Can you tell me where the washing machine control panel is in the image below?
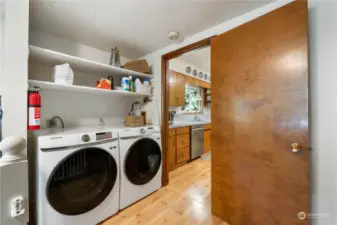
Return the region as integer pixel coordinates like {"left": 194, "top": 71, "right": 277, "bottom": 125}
{"left": 140, "top": 128, "right": 146, "bottom": 134}
{"left": 81, "top": 134, "right": 90, "bottom": 142}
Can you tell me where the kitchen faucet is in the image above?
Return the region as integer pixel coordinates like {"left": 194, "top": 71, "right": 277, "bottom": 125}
{"left": 193, "top": 114, "right": 201, "bottom": 121}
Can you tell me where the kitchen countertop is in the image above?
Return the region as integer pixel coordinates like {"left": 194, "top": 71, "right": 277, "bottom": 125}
{"left": 169, "top": 121, "right": 211, "bottom": 128}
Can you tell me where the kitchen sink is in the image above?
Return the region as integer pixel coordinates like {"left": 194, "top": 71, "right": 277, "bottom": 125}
{"left": 170, "top": 120, "right": 210, "bottom": 127}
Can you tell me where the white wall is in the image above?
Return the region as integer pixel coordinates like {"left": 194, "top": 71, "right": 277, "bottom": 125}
{"left": 309, "top": 1, "right": 337, "bottom": 224}
{"left": 169, "top": 58, "right": 210, "bottom": 83}
{"left": 0, "top": 0, "right": 3, "bottom": 83}
{"left": 142, "top": 0, "right": 294, "bottom": 125}
{"left": 0, "top": 0, "right": 4, "bottom": 140}
{"left": 1, "top": 0, "right": 29, "bottom": 141}
{"left": 28, "top": 30, "right": 151, "bottom": 128}
{"left": 30, "top": 30, "right": 130, "bottom": 66}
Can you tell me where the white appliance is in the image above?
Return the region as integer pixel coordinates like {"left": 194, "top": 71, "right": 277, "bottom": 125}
{"left": 0, "top": 137, "right": 29, "bottom": 225}
{"left": 118, "top": 126, "right": 162, "bottom": 209}
{"left": 30, "top": 127, "right": 121, "bottom": 225}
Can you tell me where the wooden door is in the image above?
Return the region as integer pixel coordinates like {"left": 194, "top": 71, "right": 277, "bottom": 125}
{"left": 167, "top": 135, "right": 176, "bottom": 172}
{"left": 204, "top": 130, "right": 211, "bottom": 153}
{"left": 211, "top": 1, "right": 309, "bottom": 225}
{"left": 168, "top": 70, "right": 177, "bottom": 106}
{"left": 175, "top": 73, "right": 185, "bottom": 106}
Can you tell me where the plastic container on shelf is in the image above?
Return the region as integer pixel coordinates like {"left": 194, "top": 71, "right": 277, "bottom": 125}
{"left": 143, "top": 78, "right": 150, "bottom": 85}
{"left": 52, "top": 63, "right": 74, "bottom": 85}
{"left": 135, "top": 82, "right": 152, "bottom": 94}
{"left": 121, "top": 77, "right": 129, "bottom": 91}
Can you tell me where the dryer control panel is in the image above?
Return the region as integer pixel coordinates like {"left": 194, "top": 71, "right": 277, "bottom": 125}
{"left": 96, "top": 132, "right": 112, "bottom": 141}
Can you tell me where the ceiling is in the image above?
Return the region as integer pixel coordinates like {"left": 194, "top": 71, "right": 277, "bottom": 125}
{"left": 29, "top": 0, "right": 274, "bottom": 59}
{"left": 178, "top": 46, "right": 210, "bottom": 72}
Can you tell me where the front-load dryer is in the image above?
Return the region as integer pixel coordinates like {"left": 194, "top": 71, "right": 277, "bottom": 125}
{"left": 31, "top": 127, "right": 120, "bottom": 225}
{"left": 118, "top": 126, "right": 162, "bottom": 209}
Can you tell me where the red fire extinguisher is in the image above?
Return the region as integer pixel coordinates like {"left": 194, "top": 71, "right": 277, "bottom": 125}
{"left": 28, "top": 87, "right": 41, "bottom": 130}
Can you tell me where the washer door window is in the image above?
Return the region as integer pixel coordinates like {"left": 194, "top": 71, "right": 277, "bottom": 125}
{"left": 125, "top": 138, "right": 161, "bottom": 185}
{"left": 47, "top": 147, "right": 117, "bottom": 215}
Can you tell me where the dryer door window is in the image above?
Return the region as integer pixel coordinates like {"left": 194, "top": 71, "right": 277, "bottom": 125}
{"left": 46, "top": 147, "right": 117, "bottom": 215}
{"left": 124, "top": 138, "right": 162, "bottom": 185}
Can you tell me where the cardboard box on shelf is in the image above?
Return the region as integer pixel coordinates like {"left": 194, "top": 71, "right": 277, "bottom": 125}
{"left": 122, "top": 59, "right": 150, "bottom": 74}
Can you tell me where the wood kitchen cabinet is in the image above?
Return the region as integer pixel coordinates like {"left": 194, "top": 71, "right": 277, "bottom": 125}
{"left": 176, "top": 127, "right": 190, "bottom": 135}
{"left": 175, "top": 73, "right": 185, "bottom": 106}
{"left": 176, "top": 147, "right": 190, "bottom": 164}
{"left": 167, "top": 135, "right": 176, "bottom": 172}
{"left": 185, "top": 74, "right": 211, "bottom": 89}
{"left": 176, "top": 133, "right": 190, "bottom": 149}
{"left": 169, "top": 70, "right": 177, "bottom": 106}
{"left": 169, "top": 70, "right": 185, "bottom": 106}
{"left": 204, "top": 130, "right": 211, "bottom": 153}
{"left": 204, "top": 123, "right": 211, "bottom": 153}
{"left": 167, "top": 126, "right": 191, "bottom": 172}
{"left": 169, "top": 70, "right": 210, "bottom": 107}
{"left": 201, "top": 81, "right": 211, "bottom": 89}
{"left": 185, "top": 76, "right": 197, "bottom": 86}
{"left": 204, "top": 123, "right": 211, "bottom": 130}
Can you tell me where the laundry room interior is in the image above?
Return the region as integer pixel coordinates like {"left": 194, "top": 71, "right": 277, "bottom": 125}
{"left": 1, "top": 0, "right": 326, "bottom": 225}
{"left": 25, "top": 1, "right": 213, "bottom": 224}
{"left": 27, "top": 27, "right": 164, "bottom": 225}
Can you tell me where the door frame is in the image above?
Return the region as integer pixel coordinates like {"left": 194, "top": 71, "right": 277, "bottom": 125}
{"left": 161, "top": 37, "right": 213, "bottom": 186}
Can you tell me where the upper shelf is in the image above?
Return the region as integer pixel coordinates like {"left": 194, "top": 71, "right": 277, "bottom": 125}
{"left": 29, "top": 45, "right": 153, "bottom": 79}
{"left": 28, "top": 80, "right": 152, "bottom": 97}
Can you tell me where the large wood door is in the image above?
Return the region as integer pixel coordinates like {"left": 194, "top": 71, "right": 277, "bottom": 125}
{"left": 211, "top": 1, "right": 309, "bottom": 225}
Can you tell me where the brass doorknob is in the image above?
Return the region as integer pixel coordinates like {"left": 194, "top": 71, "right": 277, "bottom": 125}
{"left": 291, "top": 143, "right": 301, "bottom": 153}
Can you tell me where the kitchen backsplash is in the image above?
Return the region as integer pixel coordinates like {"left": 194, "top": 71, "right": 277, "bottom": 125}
{"left": 169, "top": 106, "right": 211, "bottom": 122}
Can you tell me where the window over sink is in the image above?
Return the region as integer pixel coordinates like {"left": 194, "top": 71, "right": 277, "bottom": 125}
{"left": 183, "top": 84, "right": 202, "bottom": 113}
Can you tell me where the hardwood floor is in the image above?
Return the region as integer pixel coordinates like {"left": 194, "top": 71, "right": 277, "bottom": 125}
{"left": 101, "top": 158, "right": 228, "bottom": 225}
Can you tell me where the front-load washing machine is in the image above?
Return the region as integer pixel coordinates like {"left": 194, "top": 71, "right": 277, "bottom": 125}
{"left": 30, "top": 127, "right": 120, "bottom": 225}
{"left": 118, "top": 126, "right": 162, "bottom": 209}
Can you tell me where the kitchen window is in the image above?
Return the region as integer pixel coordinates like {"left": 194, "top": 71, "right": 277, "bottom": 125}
{"left": 183, "top": 84, "right": 202, "bottom": 113}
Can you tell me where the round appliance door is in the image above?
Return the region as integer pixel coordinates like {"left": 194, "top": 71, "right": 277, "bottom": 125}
{"left": 124, "top": 138, "right": 162, "bottom": 185}
{"left": 46, "top": 147, "right": 117, "bottom": 215}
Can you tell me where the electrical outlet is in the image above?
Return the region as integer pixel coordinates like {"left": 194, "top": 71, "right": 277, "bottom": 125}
{"left": 11, "top": 196, "right": 25, "bottom": 217}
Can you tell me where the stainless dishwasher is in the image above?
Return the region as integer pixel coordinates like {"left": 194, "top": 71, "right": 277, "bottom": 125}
{"left": 191, "top": 125, "right": 204, "bottom": 159}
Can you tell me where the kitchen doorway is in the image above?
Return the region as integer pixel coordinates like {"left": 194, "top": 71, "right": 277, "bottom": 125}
{"left": 167, "top": 46, "right": 211, "bottom": 173}
{"left": 161, "top": 37, "right": 212, "bottom": 186}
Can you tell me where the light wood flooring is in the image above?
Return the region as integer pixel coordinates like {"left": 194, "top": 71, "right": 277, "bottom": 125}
{"left": 101, "top": 158, "right": 228, "bottom": 225}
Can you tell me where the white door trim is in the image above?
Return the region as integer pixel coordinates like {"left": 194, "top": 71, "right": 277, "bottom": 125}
{"left": 1, "top": 0, "right": 29, "bottom": 142}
